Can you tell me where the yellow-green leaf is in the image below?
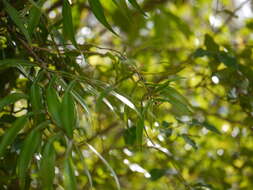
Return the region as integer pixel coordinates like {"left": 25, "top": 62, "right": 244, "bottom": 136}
{"left": 0, "top": 93, "right": 28, "bottom": 111}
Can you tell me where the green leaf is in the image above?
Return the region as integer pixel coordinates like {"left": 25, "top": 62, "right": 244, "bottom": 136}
{"left": 40, "top": 136, "right": 57, "bottom": 190}
{"left": 62, "top": 0, "right": 77, "bottom": 46}
{"left": 30, "top": 83, "right": 44, "bottom": 123}
{"left": 128, "top": 0, "right": 147, "bottom": 16}
{"left": 192, "top": 119, "right": 221, "bottom": 134}
{"left": 202, "top": 122, "right": 221, "bottom": 134}
{"left": 0, "top": 59, "right": 35, "bottom": 68}
{"left": 46, "top": 86, "right": 61, "bottom": 126}
{"left": 123, "top": 126, "right": 137, "bottom": 145}
{"left": 61, "top": 83, "right": 77, "bottom": 138}
{"left": 136, "top": 118, "right": 144, "bottom": 146}
{"left": 17, "top": 121, "right": 47, "bottom": 189}
{"left": 3, "top": 0, "right": 31, "bottom": 43}
{"left": 86, "top": 143, "right": 121, "bottom": 190}
{"left": 27, "top": 0, "right": 45, "bottom": 35}
{"left": 182, "top": 134, "right": 197, "bottom": 150}
{"left": 204, "top": 34, "right": 219, "bottom": 53}
{"left": 64, "top": 158, "right": 77, "bottom": 190}
{"left": 0, "top": 93, "right": 28, "bottom": 111}
{"left": 88, "top": 0, "right": 118, "bottom": 35}
{"left": 149, "top": 168, "right": 167, "bottom": 181}
{"left": 0, "top": 115, "right": 29, "bottom": 158}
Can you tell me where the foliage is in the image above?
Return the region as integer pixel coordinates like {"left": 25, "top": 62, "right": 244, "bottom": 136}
{"left": 0, "top": 0, "right": 253, "bottom": 189}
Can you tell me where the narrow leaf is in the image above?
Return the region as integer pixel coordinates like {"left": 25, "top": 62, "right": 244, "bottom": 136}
{"left": 86, "top": 143, "right": 121, "bottom": 190}
{"left": 30, "top": 83, "right": 44, "bottom": 123}
{"left": 40, "top": 136, "right": 57, "bottom": 190}
{"left": 17, "top": 129, "right": 42, "bottom": 189}
{"left": 128, "top": 0, "right": 147, "bottom": 16}
{"left": 61, "top": 83, "right": 77, "bottom": 138}
{"left": 64, "top": 158, "right": 77, "bottom": 190}
{"left": 0, "top": 115, "right": 28, "bottom": 157}
{"left": 3, "top": 0, "right": 31, "bottom": 43}
{"left": 0, "top": 93, "right": 28, "bottom": 111}
{"left": 46, "top": 87, "right": 61, "bottom": 126}
{"left": 62, "top": 0, "right": 77, "bottom": 46}
{"left": 28, "top": 0, "right": 45, "bottom": 35}
{"left": 136, "top": 118, "right": 144, "bottom": 146}
{"left": 88, "top": 0, "right": 118, "bottom": 35}
{"left": 0, "top": 59, "right": 35, "bottom": 68}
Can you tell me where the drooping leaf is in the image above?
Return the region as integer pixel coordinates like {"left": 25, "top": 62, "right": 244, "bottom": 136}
{"left": 86, "top": 143, "right": 121, "bottom": 190}
{"left": 0, "top": 115, "right": 29, "bottom": 158}
{"left": 62, "top": 0, "right": 77, "bottom": 46}
{"left": 17, "top": 121, "right": 46, "bottom": 189}
{"left": 30, "top": 83, "right": 44, "bottom": 123}
{"left": 61, "top": 82, "right": 77, "bottom": 138}
{"left": 88, "top": 0, "right": 117, "bottom": 35}
{"left": 40, "top": 136, "right": 57, "bottom": 190}
{"left": 0, "top": 93, "right": 28, "bottom": 111}
{"left": 128, "top": 0, "right": 147, "bottom": 16}
{"left": 3, "top": 0, "right": 31, "bottom": 43}
{"left": 46, "top": 86, "right": 61, "bottom": 126}
{"left": 64, "top": 158, "right": 77, "bottom": 190}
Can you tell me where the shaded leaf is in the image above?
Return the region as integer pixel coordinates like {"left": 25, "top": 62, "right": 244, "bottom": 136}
{"left": 0, "top": 115, "right": 29, "bottom": 158}
{"left": 17, "top": 126, "right": 43, "bottom": 189}
{"left": 28, "top": 0, "right": 45, "bottom": 35}
{"left": 46, "top": 86, "right": 61, "bottom": 126}
{"left": 149, "top": 168, "right": 167, "bottom": 181}
{"left": 0, "top": 59, "right": 35, "bottom": 68}
{"left": 123, "top": 126, "right": 137, "bottom": 145}
{"left": 3, "top": 0, "right": 31, "bottom": 43}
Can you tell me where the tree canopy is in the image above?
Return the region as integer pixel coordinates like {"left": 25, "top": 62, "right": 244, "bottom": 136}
{"left": 0, "top": 0, "right": 253, "bottom": 189}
